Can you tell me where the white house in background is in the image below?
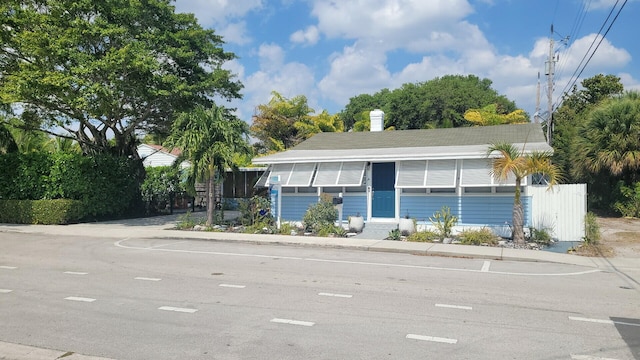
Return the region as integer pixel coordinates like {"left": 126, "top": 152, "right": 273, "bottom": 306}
{"left": 252, "top": 110, "right": 586, "bottom": 241}
{"left": 136, "top": 144, "right": 190, "bottom": 169}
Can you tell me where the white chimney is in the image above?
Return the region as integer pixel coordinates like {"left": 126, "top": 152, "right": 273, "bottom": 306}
{"left": 370, "top": 109, "right": 384, "bottom": 132}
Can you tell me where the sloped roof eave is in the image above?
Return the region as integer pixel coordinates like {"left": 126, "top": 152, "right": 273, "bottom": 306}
{"left": 252, "top": 142, "right": 552, "bottom": 165}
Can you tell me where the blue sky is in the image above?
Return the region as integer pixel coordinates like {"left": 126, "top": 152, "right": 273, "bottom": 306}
{"left": 173, "top": 0, "right": 640, "bottom": 123}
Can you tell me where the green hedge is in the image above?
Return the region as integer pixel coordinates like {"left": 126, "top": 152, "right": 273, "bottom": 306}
{"left": 0, "top": 152, "right": 143, "bottom": 221}
{"left": 0, "top": 199, "right": 84, "bottom": 224}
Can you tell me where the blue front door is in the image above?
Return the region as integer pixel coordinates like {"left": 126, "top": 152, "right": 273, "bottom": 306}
{"left": 372, "top": 162, "right": 395, "bottom": 218}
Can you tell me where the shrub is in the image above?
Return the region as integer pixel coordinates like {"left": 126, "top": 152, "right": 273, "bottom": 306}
{"left": 584, "top": 212, "right": 601, "bottom": 245}
{"left": 302, "top": 199, "right": 337, "bottom": 233}
{"left": 0, "top": 199, "right": 83, "bottom": 224}
{"left": 528, "top": 227, "right": 553, "bottom": 245}
{"left": 613, "top": 181, "right": 640, "bottom": 218}
{"left": 387, "top": 228, "right": 401, "bottom": 241}
{"left": 238, "top": 195, "right": 273, "bottom": 226}
{"left": 458, "top": 228, "right": 499, "bottom": 246}
{"left": 174, "top": 212, "right": 206, "bottom": 230}
{"left": 141, "top": 166, "right": 183, "bottom": 215}
{"left": 429, "top": 206, "right": 458, "bottom": 238}
{"left": 407, "top": 230, "right": 439, "bottom": 242}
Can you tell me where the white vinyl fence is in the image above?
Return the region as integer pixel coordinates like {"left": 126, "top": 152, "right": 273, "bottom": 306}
{"left": 528, "top": 184, "right": 587, "bottom": 241}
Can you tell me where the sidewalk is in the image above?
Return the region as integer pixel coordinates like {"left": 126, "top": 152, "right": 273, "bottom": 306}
{"left": 1, "top": 213, "right": 637, "bottom": 271}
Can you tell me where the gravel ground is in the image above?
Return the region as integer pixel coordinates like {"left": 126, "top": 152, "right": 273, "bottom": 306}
{"left": 594, "top": 216, "right": 640, "bottom": 258}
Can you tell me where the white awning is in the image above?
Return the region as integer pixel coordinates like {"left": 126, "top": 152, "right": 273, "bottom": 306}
{"left": 461, "top": 159, "right": 524, "bottom": 186}
{"left": 396, "top": 160, "right": 457, "bottom": 188}
{"left": 265, "top": 163, "right": 316, "bottom": 187}
{"left": 313, "top": 162, "right": 366, "bottom": 187}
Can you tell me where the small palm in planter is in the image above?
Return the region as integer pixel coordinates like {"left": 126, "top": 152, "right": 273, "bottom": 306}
{"left": 348, "top": 213, "right": 365, "bottom": 233}
{"left": 398, "top": 212, "right": 416, "bottom": 236}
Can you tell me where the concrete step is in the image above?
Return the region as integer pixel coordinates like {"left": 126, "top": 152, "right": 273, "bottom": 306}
{"left": 353, "top": 222, "right": 398, "bottom": 240}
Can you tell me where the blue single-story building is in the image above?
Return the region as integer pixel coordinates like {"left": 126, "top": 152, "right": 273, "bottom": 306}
{"left": 252, "top": 110, "right": 557, "bottom": 234}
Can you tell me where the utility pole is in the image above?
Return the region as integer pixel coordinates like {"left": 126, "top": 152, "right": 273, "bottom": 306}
{"left": 535, "top": 72, "right": 541, "bottom": 124}
{"left": 545, "top": 24, "right": 555, "bottom": 145}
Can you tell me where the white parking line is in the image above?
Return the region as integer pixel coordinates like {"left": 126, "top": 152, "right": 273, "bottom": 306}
{"left": 569, "top": 316, "right": 640, "bottom": 327}
{"left": 406, "top": 334, "right": 457, "bottom": 344}
{"left": 571, "top": 354, "right": 621, "bottom": 360}
{"left": 115, "top": 239, "right": 603, "bottom": 277}
{"left": 318, "top": 292, "right": 352, "bottom": 298}
{"left": 0, "top": 266, "right": 17, "bottom": 270}
{"left": 158, "top": 306, "right": 198, "bottom": 313}
{"left": 219, "top": 284, "right": 246, "bottom": 288}
{"left": 0, "top": 289, "right": 13, "bottom": 293}
{"left": 148, "top": 241, "right": 187, "bottom": 249}
{"left": 270, "top": 318, "right": 315, "bottom": 327}
{"left": 481, "top": 261, "right": 491, "bottom": 272}
{"left": 65, "top": 297, "right": 96, "bottom": 302}
{"left": 435, "top": 303, "right": 472, "bottom": 310}
{"left": 135, "top": 277, "right": 162, "bottom": 281}
{"left": 64, "top": 271, "right": 88, "bottom": 275}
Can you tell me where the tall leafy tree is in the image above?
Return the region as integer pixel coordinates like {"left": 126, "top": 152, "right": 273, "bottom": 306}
{"left": 165, "top": 105, "right": 250, "bottom": 226}
{"left": 340, "top": 75, "right": 521, "bottom": 131}
{"left": 251, "top": 91, "right": 342, "bottom": 154}
{"left": 487, "top": 143, "right": 562, "bottom": 245}
{"left": 0, "top": 0, "right": 242, "bottom": 157}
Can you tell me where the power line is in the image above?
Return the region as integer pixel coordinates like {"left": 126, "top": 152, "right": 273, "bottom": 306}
{"left": 555, "top": 0, "right": 628, "bottom": 109}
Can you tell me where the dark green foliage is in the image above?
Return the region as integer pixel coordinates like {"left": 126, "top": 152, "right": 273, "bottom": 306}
{"left": 339, "top": 75, "right": 520, "bottom": 131}
{"left": 141, "top": 166, "right": 183, "bottom": 214}
{"left": 0, "top": 152, "right": 141, "bottom": 221}
{"left": 0, "top": 199, "right": 83, "bottom": 224}
{"left": 0, "top": 152, "right": 52, "bottom": 200}
{"left": 302, "top": 200, "right": 338, "bottom": 233}
{"left": 613, "top": 181, "right": 640, "bottom": 218}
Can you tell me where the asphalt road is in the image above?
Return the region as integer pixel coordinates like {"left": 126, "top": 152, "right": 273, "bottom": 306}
{"left": 0, "top": 232, "right": 638, "bottom": 360}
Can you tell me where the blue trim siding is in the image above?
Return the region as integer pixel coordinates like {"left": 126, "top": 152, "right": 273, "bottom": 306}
{"left": 280, "top": 194, "right": 367, "bottom": 222}
{"left": 281, "top": 195, "right": 318, "bottom": 221}
{"left": 400, "top": 195, "right": 531, "bottom": 226}
{"left": 400, "top": 196, "right": 458, "bottom": 221}
{"left": 342, "top": 195, "right": 367, "bottom": 221}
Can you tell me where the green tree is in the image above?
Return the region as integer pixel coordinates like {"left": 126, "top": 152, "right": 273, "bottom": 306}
{"left": 251, "top": 92, "right": 342, "bottom": 154}
{"left": 0, "top": 123, "right": 17, "bottom": 154}
{"left": 165, "top": 105, "right": 251, "bottom": 226}
{"left": 0, "top": 0, "right": 242, "bottom": 157}
{"left": 340, "top": 75, "right": 521, "bottom": 131}
{"left": 487, "top": 143, "right": 562, "bottom": 245}
{"left": 575, "top": 91, "right": 640, "bottom": 184}
{"left": 553, "top": 74, "right": 624, "bottom": 184}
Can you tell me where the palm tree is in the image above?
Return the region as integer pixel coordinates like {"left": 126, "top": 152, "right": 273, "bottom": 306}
{"left": 487, "top": 143, "right": 562, "bottom": 245}
{"left": 165, "top": 105, "right": 251, "bottom": 226}
{"left": 576, "top": 91, "right": 640, "bottom": 183}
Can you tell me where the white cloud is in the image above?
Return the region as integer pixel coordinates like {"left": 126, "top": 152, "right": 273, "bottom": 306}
{"left": 310, "top": 0, "right": 476, "bottom": 52}
{"left": 558, "top": 33, "right": 631, "bottom": 72}
{"left": 257, "top": 43, "right": 285, "bottom": 72}
{"left": 290, "top": 26, "right": 320, "bottom": 46}
{"left": 318, "top": 44, "right": 392, "bottom": 104}
{"left": 172, "top": 0, "right": 263, "bottom": 44}
{"left": 218, "top": 22, "right": 252, "bottom": 45}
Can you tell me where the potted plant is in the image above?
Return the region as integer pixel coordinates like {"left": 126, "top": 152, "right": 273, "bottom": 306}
{"left": 348, "top": 212, "right": 365, "bottom": 233}
{"left": 398, "top": 212, "right": 416, "bottom": 236}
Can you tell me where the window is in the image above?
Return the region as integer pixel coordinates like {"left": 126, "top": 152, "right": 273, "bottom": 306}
{"left": 265, "top": 163, "right": 316, "bottom": 187}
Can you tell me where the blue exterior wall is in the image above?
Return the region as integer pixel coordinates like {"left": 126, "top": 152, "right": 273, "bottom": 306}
{"left": 400, "top": 195, "right": 531, "bottom": 226}
{"left": 281, "top": 195, "right": 318, "bottom": 222}
{"left": 280, "top": 194, "right": 367, "bottom": 222}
